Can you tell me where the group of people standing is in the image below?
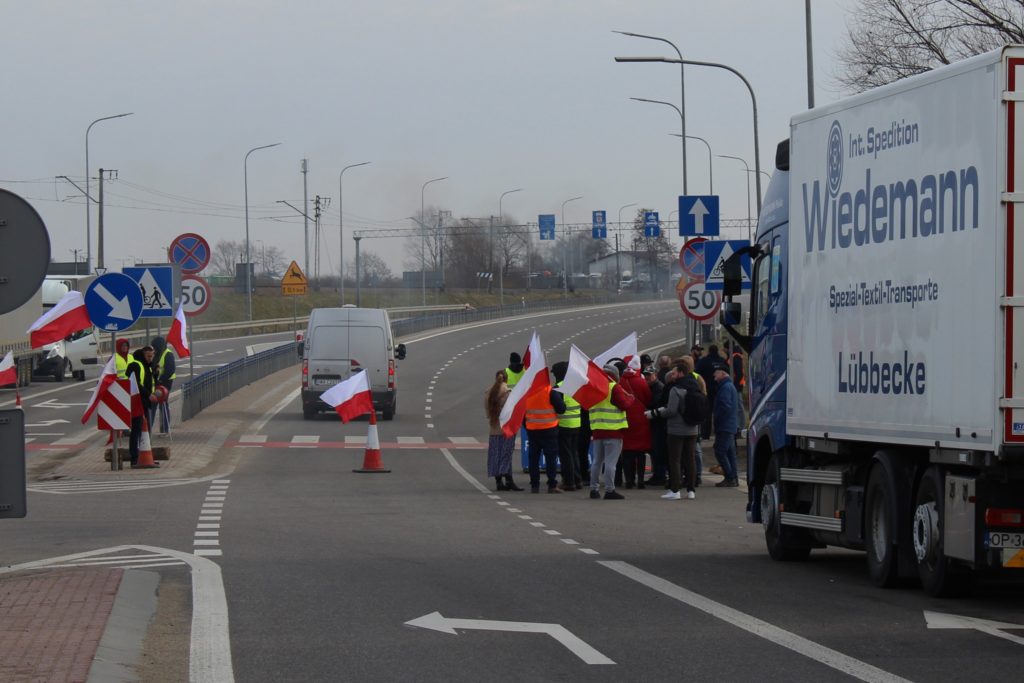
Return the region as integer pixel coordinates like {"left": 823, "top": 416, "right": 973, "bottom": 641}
{"left": 113, "top": 336, "right": 176, "bottom": 468}
{"left": 483, "top": 341, "right": 745, "bottom": 498}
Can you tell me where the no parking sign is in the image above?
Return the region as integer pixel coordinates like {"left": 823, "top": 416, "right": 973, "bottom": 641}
{"left": 168, "top": 233, "right": 211, "bottom": 274}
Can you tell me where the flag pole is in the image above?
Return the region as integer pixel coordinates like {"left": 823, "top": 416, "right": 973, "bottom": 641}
{"left": 110, "top": 331, "right": 120, "bottom": 470}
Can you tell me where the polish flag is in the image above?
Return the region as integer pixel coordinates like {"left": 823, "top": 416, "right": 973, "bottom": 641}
{"left": 320, "top": 369, "right": 374, "bottom": 423}
{"left": 0, "top": 351, "right": 16, "bottom": 387}
{"left": 559, "top": 344, "right": 611, "bottom": 410}
{"left": 81, "top": 356, "right": 118, "bottom": 423}
{"left": 167, "top": 303, "right": 190, "bottom": 358}
{"left": 128, "top": 372, "right": 143, "bottom": 417}
{"left": 499, "top": 332, "right": 550, "bottom": 437}
{"left": 593, "top": 332, "right": 641, "bottom": 371}
{"left": 27, "top": 291, "right": 91, "bottom": 348}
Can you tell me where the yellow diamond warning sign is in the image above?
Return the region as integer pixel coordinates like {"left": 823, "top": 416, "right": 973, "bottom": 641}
{"left": 281, "top": 260, "right": 307, "bottom": 296}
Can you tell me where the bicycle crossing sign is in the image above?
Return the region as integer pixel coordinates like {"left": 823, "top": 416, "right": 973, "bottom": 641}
{"left": 703, "top": 240, "right": 752, "bottom": 291}
{"left": 123, "top": 265, "right": 176, "bottom": 317}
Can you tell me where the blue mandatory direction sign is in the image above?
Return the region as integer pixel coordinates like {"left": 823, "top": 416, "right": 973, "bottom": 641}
{"left": 703, "top": 240, "right": 752, "bottom": 291}
{"left": 85, "top": 273, "right": 144, "bottom": 332}
{"left": 592, "top": 210, "right": 607, "bottom": 239}
{"left": 124, "top": 265, "right": 175, "bottom": 318}
{"left": 644, "top": 211, "right": 660, "bottom": 237}
{"left": 539, "top": 214, "right": 556, "bottom": 241}
{"left": 678, "top": 195, "right": 720, "bottom": 237}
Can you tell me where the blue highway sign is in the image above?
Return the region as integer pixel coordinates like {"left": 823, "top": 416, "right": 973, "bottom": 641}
{"left": 85, "top": 273, "right": 144, "bottom": 332}
{"left": 592, "top": 210, "right": 607, "bottom": 239}
{"left": 124, "top": 265, "right": 175, "bottom": 318}
{"left": 539, "top": 214, "right": 556, "bottom": 241}
{"left": 678, "top": 195, "right": 720, "bottom": 237}
{"left": 703, "top": 240, "right": 752, "bottom": 291}
{"left": 644, "top": 211, "right": 660, "bottom": 237}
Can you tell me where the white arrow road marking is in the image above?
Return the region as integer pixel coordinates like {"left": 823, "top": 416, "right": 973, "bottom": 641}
{"left": 405, "top": 611, "right": 614, "bottom": 665}
{"left": 689, "top": 198, "right": 709, "bottom": 234}
{"left": 95, "top": 283, "right": 135, "bottom": 320}
{"left": 33, "top": 399, "right": 89, "bottom": 409}
{"left": 26, "top": 419, "right": 71, "bottom": 427}
{"left": 924, "top": 610, "right": 1024, "bottom": 646}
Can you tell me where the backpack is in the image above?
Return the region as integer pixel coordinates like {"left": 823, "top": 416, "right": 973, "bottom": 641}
{"left": 677, "top": 378, "right": 708, "bottom": 426}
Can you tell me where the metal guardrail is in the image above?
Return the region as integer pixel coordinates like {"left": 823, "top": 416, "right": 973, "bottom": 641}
{"left": 178, "top": 293, "right": 663, "bottom": 421}
{"left": 180, "top": 341, "right": 300, "bottom": 422}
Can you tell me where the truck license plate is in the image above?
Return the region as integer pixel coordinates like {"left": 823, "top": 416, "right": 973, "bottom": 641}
{"left": 987, "top": 532, "right": 1024, "bottom": 548}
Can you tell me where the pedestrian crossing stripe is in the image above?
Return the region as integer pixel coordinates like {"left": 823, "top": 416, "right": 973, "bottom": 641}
{"left": 28, "top": 474, "right": 230, "bottom": 494}
{"left": 20, "top": 550, "right": 187, "bottom": 571}
{"left": 225, "top": 436, "right": 484, "bottom": 449}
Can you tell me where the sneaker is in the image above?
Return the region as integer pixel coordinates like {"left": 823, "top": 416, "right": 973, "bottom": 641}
{"left": 589, "top": 490, "right": 600, "bottom": 499}
{"left": 531, "top": 486, "right": 540, "bottom": 494}
{"left": 725, "top": 479, "right": 740, "bottom": 487}
{"left": 714, "top": 480, "right": 730, "bottom": 487}
{"left": 660, "top": 491, "right": 681, "bottom": 500}
{"left": 686, "top": 490, "right": 696, "bottom": 500}
{"left": 604, "top": 490, "right": 625, "bottom": 500}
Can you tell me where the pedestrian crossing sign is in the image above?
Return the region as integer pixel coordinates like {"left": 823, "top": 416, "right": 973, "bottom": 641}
{"left": 281, "top": 261, "right": 307, "bottom": 296}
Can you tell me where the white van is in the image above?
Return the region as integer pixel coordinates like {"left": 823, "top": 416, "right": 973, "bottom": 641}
{"left": 300, "top": 307, "right": 406, "bottom": 420}
{"left": 35, "top": 278, "right": 101, "bottom": 381}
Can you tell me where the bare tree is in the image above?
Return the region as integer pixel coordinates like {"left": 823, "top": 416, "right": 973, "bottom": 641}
{"left": 211, "top": 239, "right": 243, "bottom": 275}
{"left": 630, "top": 208, "right": 675, "bottom": 292}
{"left": 348, "top": 250, "right": 394, "bottom": 285}
{"left": 838, "top": 0, "right": 1024, "bottom": 92}
{"left": 403, "top": 206, "right": 450, "bottom": 274}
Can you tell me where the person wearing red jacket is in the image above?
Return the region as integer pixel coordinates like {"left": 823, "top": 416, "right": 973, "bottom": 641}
{"left": 616, "top": 361, "right": 652, "bottom": 489}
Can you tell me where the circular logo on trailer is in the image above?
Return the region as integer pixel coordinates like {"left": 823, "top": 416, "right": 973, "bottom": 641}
{"left": 827, "top": 120, "right": 843, "bottom": 198}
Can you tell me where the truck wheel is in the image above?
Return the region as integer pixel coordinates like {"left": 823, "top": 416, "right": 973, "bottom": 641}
{"left": 913, "top": 467, "right": 973, "bottom": 597}
{"left": 302, "top": 404, "right": 316, "bottom": 420}
{"left": 761, "top": 454, "right": 811, "bottom": 561}
{"left": 382, "top": 400, "right": 395, "bottom": 421}
{"left": 54, "top": 360, "right": 68, "bottom": 382}
{"left": 865, "top": 466, "right": 899, "bottom": 587}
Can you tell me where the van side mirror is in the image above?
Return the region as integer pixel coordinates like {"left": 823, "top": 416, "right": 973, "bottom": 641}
{"left": 721, "top": 301, "right": 742, "bottom": 327}
{"left": 395, "top": 343, "right": 407, "bottom": 360}
{"left": 722, "top": 254, "right": 743, "bottom": 297}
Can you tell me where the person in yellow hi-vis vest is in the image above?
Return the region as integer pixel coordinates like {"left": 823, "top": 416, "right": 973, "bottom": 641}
{"left": 151, "top": 336, "right": 176, "bottom": 435}
{"left": 114, "top": 338, "right": 132, "bottom": 379}
{"left": 589, "top": 363, "right": 634, "bottom": 500}
{"left": 506, "top": 352, "right": 530, "bottom": 472}
{"left": 551, "top": 361, "right": 582, "bottom": 491}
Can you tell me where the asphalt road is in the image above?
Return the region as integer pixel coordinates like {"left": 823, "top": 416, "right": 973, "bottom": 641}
{"left": 4, "top": 301, "right": 1024, "bottom": 682}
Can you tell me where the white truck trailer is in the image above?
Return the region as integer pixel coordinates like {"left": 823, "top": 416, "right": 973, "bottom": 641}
{"left": 721, "top": 46, "right": 1024, "bottom": 595}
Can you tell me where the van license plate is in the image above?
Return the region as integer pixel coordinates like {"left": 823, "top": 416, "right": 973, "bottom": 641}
{"left": 988, "top": 532, "right": 1024, "bottom": 548}
{"left": 314, "top": 378, "right": 338, "bottom": 387}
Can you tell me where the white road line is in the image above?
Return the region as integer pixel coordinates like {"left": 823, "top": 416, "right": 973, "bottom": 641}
{"left": 530, "top": 522, "right": 546, "bottom": 528}
{"left": 518, "top": 515, "right": 532, "bottom": 520}
{"left": 448, "top": 436, "right": 479, "bottom": 444}
{"left": 599, "top": 561, "right": 911, "bottom": 683}
{"left": 290, "top": 435, "right": 319, "bottom": 447}
{"left": 345, "top": 435, "right": 367, "bottom": 444}
{"left": 194, "top": 549, "right": 222, "bottom": 557}
{"left": 251, "top": 387, "right": 301, "bottom": 433}
{"left": 560, "top": 539, "right": 580, "bottom": 545}
{"left": 213, "top": 479, "right": 231, "bottom": 484}
{"left": 193, "top": 539, "right": 220, "bottom": 546}
{"left": 199, "top": 516, "right": 221, "bottom": 522}
{"left": 543, "top": 529, "right": 561, "bottom": 536}
{"left": 579, "top": 548, "right": 600, "bottom": 555}
{"left": 195, "top": 531, "right": 219, "bottom": 537}
{"left": 198, "top": 524, "right": 220, "bottom": 529}
{"left": 397, "top": 436, "right": 425, "bottom": 444}
{"left": 440, "top": 448, "right": 491, "bottom": 494}
{"left": 239, "top": 435, "right": 267, "bottom": 444}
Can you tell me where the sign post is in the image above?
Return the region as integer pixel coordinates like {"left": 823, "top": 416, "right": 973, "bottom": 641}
{"left": 281, "top": 261, "right": 308, "bottom": 339}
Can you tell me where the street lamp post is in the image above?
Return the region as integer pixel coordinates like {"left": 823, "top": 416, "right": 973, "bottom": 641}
{"left": 613, "top": 31, "right": 687, "bottom": 194}
{"left": 561, "top": 196, "right": 583, "bottom": 298}
{"left": 497, "top": 188, "right": 523, "bottom": 307}
{"left": 616, "top": 202, "right": 637, "bottom": 289}
{"left": 85, "top": 112, "right": 133, "bottom": 272}
{"left": 670, "top": 134, "right": 713, "bottom": 194}
{"left": 339, "top": 161, "right": 370, "bottom": 305}
{"left": 718, "top": 155, "right": 752, "bottom": 242}
{"left": 244, "top": 143, "right": 281, "bottom": 321}
{"left": 630, "top": 98, "right": 685, "bottom": 193}
{"left": 420, "top": 176, "right": 448, "bottom": 307}
{"left": 617, "top": 56, "right": 762, "bottom": 213}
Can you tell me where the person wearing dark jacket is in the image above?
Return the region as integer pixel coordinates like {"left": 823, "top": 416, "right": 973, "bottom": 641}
{"left": 126, "top": 347, "right": 155, "bottom": 467}
{"left": 711, "top": 363, "right": 740, "bottom": 487}
{"left": 551, "top": 361, "right": 581, "bottom": 491}
{"left": 645, "top": 365, "right": 668, "bottom": 486}
{"left": 525, "top": 369, "right": 567, "bottom": 493}
{"left": 695, "top": 344, "right": 726, "bottom": 437}
{"left": 617, "top": 364, "right": 652, "bottom": 489}
{"left": 649, "top": 367, "right": 701, "bottom": 499}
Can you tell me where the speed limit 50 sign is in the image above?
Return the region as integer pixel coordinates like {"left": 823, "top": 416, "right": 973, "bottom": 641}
{"left": 180, "top": 275, "right": 211, "bottom": 317}
{"left": 679, "top": 280, "right": 721, "bottom": 321}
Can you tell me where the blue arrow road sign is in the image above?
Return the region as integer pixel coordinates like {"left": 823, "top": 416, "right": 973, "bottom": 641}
{"left": 703, "top": 240, "right": 752, "bottom": 291}
{"left": 592, "top": 210, "right": 607, "bottom": 239}
{"left": 124, "top": 265, "right": 175, "bottom": 318}
{"left": 85, "top": 273, "right": 144, "bottom": 332}
{"left": 644, "top": 211, "right": 660, "bottom": 237}
{"left": 539, "top": 214, "right": 556, "bottom": 241}
{"left": 678, "top": 195, "right": 720, "bottom": 237}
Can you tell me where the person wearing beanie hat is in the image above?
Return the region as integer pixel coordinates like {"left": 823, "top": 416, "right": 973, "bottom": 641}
{"left": 587, "top": 363, "right": 633, "bottom": 499}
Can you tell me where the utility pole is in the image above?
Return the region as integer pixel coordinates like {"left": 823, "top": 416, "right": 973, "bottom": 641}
{"left": 97, "top": 168, "right": 117, "bottom": 270}
{"left": 488, "top": 215, "right": 494, "bottom": 294}
{"left": 314, "top": 195, "right": 321, "bottom": 290}
{"left": 302, "top": 159, "right": 310, "bottom": 279}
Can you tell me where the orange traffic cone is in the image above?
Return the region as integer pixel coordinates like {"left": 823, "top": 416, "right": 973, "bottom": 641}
{"left": 133, "top": 416, "right": 160, "bottom": 469}
{"left": 353, "top": 411, "right": 390, "bottom": 473}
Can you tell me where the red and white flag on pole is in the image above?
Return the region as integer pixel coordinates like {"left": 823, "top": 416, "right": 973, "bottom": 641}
{"left": 560, "top": 344, "right": 611, "bottom": 410}
{"left": 167, "top": 303, "right": 190, "bottom": 358}
{"left": 498, "top": 332, "right": 550, "bottom": 437}
{"left": 27, "top": 291, "right": 92, "bottom": 348}
{"left": 593, "top": 332, "right": 641, "bottom": 371}
{"left": 81, "top": 356, "right": 119, "bottom": 424}
{"left": 320, "top": 369, "right": 374, "bottom": 423}
{"left": 0, "top": 351, "right": 16, "bottom": 387}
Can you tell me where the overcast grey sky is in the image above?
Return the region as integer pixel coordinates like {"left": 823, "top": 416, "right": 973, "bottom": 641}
{"left": 1, "top": 0, "right": 855, "bottom": 276}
